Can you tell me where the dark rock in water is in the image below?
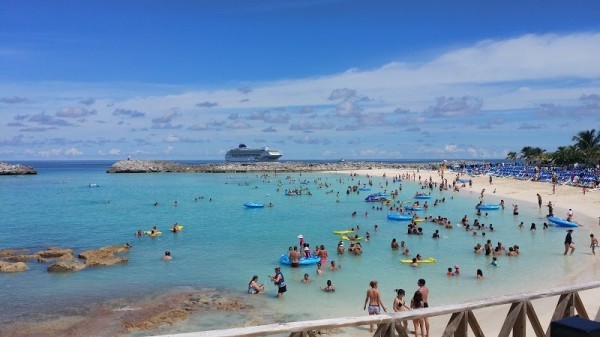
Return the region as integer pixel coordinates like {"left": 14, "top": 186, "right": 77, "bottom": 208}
{"left": 48, "top": 254, "right": 87, "bottom": 272}
{"left": 0, "top": 162, "right": 37, "bottom": 175}
{"left": 78, "top": 245, "right": 130, "bottom": 266}
{"left": 122, "top": 289, "right": 255, "bottom": 332}
{"left": 0, "top": 261, "right": 29, "bottom": 272}
{"left": 0, "top": 249, "right": 29, "bottom": 259}
{"left": 6, "top": 254, "right": 48, "bottom": 263}
{"left": 35, "top": 247, "right": 73, "bottom": 258}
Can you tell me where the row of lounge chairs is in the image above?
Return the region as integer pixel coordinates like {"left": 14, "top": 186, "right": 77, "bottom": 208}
{"left": 451, "top": 164, "right": 600, "bottom": 187}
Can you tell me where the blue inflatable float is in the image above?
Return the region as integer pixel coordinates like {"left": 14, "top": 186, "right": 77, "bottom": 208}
{"left": 414, "top": 195, "right": 432, "bottom": 200}
{"left": 476, "top": 204, "right": 500, "bottom": 210}
{"left": 387, "top": 213, "right": 413, "bottom": 221}
{"left": 279, "top": 254, "right": 321, "bottom": 265}
{"left": 547, "top": 216, "right": 578, "bottom": 228}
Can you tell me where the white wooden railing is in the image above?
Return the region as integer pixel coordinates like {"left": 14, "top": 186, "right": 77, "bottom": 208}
{"left": 152, "top": 281, "right": 600, "bottom": 337}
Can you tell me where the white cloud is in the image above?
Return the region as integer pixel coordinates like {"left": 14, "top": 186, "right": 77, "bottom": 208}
{"left": 328, "top": 88, "right": 356, "bottom": 101}
{"left": 444, "top": 144, "right": 458, "bottom": 152}
{"left": 426, "top": 96, "right": 483, "bottom": 118}
{"left": 165, "top": 134, "right": 180, "bottom": 142}
{"left": 2, "top": 32, "right": 600, "bottom": 160}
{"left": 98, "top": 148, "right": 123, "bottom": 156}
{"left": 466, "top": 147, "right": 479, "bottom": 157}
{"left": 56, "top": 107, "right": 96, "bottom": 118}
{"left": 65, "top": 147, "right": 83, "bottom": 156}
{"left": 38, "top": 148, "right": 62, "bottom": 157}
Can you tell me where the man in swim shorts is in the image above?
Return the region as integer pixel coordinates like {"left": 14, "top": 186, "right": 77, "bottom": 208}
{"left": 289, "top": 246, "right": 300, "bottom": 267}
{"left": 418, "top": 278, "right": 430, "bottom": 335}
{"left": 364, "top": 280, "right": 387, "bottom": 332}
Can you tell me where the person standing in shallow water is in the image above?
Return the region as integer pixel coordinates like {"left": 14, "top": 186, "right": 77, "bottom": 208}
{"left": 270, "top": 267, "right": 287, "bottom": 298}
{"left": 364, "top": 280, "right": 387, "bottom": 333}
{"left": 564, "top": 229, "right": 575, "bottom": 255}
{"left": 417, "top": 279, "right": 430, "bottom": 336}
{"left": 591, "top": 234, "right": 599, "bottom": 255}
{"left": 392, "top": 288, "right": 409, "bottom": 330}
{"left": 410, "top": 290, "right": 426, "bottom": 337}
{"left": 537, "top": 193, "right": 542, "bottom": 208}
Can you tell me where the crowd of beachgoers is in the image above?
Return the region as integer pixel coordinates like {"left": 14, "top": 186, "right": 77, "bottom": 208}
{"left": 2, "top": 160, "right": 599, "bottom": 336}
{"left": 453, "top": 162, "right": 600, "bottom": 188}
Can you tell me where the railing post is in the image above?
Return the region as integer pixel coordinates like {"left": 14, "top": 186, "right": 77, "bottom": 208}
{"left": 443, "top": 310, "right": 484, "bottom": 337}
{"left": 546, "top": 291, "right": 590, "bottom": 337}
{"left": 513, "top": 303, "right": 526, "bottom": 337}
{"left": 373, "top": 322, "right": 391, "bottom": 337}
{"left": 499, "top": 302, "right": 525, "bottom": 337}
{"left": 394, "top": 321, "right": 409, "bottom": 337}
{"left": 466, "top": 310, "right": 485, "bottom": 337}
{"left": 524, "top": 300, "right": 545, "bottom": 337}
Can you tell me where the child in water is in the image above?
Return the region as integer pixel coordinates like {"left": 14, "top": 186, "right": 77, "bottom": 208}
{"left": 321, "top": 279, "right": 335, "bottom": 292}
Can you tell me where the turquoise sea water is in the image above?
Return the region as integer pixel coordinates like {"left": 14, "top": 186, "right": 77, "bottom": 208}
{"left": 0, "top": 161, "right": 593, "bottom": 334}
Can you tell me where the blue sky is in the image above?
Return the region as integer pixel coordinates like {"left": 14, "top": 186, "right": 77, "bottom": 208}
{"left": 1, "top": 0, "right": 599, "bottom": 160}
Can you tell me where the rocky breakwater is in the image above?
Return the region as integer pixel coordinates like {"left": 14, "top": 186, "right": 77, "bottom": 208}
{"left": 108, "top": 159, "right": 432, "bottom": 173}
{"left": 0, "top": 162, "right": 37, "bottom": 175}
{"left": 0, "top": 244, "right": 130, "bottom": 273}
{"left": 0, "top": 288, "right": 258, "bottom": 337}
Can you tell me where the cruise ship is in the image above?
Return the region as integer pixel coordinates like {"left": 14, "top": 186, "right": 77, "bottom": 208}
{"left": 225, "top": 144, "right": 283, "bottom": 162}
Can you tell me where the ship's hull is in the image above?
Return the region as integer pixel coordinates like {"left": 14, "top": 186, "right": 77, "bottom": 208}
{"left": 225, "top": 147, "right": 282, "bottom": 162}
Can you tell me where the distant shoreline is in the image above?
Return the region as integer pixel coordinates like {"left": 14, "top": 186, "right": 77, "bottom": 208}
{"left": 0, "top": 162, "right": 37, "bottom": 175}
{"left": 105, "top": 159, "right": 436, "bottom": 173}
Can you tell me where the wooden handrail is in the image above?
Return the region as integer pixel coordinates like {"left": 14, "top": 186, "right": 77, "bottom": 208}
{"left": 151, "top": 281, "right": 600, "bottom": 337}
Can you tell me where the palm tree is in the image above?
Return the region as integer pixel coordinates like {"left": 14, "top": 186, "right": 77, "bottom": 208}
{"left": 506, "top": 151, "right": 517, "bottom": 163}
{"left": 519, "top": 146, "right": 533, "bottom": 162}
{"left": 519, "top": 146, "right": 546, "bottom": 165}
{"left": 529, "top": 147, "right": 547, "bottom": 164}
{"left": 572, "top": 129, "right": 600, "bottom": 165}
{"left": 551, "top": 146, "right": 586, "bottom": 166}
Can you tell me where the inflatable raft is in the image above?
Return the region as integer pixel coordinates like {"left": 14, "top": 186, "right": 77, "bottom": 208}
{"left": 547, "top": 216, "right": 578, "bottom": 228}
{"left": 401, "top": 257, "right": 436, "bottom": 264}
{"left": 414, "top": 195, "right": 432, "bottom": 200}
{"left": 279, "top": 254, "right": 321, "bottom": 266}
{"left": 333, "top": 230, "right": 355, "bottom": 234}
{"left": 477, "top": 204, "right": 500, "bottom": 210}
{"left": 387, "top": 213, "right": 413, "bottom": 221}
{"left": 244, "top": 202, "right": 265, "bottom": 208}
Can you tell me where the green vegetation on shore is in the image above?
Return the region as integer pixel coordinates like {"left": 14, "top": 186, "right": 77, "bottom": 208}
{"left": 506, "top": 129, "right": 599, "bottom": 166}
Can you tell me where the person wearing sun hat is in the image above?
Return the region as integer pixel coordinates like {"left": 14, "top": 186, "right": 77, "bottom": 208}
{"left": 298, "top": 234, "right": 304, "bottom": 248}
{"left": 454, "top": 264, "right": 460, "bottom": 275}
{"left": 337, "top": 240, "right": 345, "bottom": 255}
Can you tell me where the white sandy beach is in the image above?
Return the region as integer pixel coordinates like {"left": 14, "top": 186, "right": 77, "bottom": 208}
{"left": 332, "top": 168, "right": 600, "bottom": 336}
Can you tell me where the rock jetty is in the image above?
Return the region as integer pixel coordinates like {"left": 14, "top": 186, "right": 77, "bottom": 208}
{"left": 0, "top": 162, "right": 37, "bottom": 175}
{"left": 0, "top": 288, "right": 256, "bottom": 337}
{"left": 0, "top": 244, "right": 130, "bottom": 273}
{"left": 107, "top": 159, "right": 435, "bottom": 173}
